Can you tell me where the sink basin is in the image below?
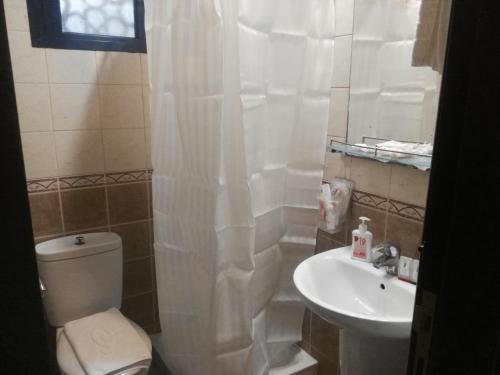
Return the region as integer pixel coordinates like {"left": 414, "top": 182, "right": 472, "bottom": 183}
{"left": 294, "top": 246, "right": 416, "bottom": 375}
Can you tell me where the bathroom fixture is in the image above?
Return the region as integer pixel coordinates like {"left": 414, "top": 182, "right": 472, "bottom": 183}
{"left": 36, "top": 233, "right": 152, "bottom": 375}
{"left": 372, "top": 243, "right": 401, "bottom": 275}
{"left": 293, "top": 246, "right": 416, "bottom": 375}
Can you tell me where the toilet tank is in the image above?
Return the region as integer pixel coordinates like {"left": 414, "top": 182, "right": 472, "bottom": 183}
{"left": 36, "top": 233, "right": 122, "bottom": 327}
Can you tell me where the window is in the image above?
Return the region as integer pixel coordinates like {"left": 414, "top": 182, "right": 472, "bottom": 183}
{"left": 27, "top": 0, "right": 146, "bottom": 53}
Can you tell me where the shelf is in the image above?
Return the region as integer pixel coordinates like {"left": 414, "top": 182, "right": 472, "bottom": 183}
{"left": 328, "top": 141, "right": 431, "bottom": 171}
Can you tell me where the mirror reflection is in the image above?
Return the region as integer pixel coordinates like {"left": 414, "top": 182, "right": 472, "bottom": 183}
{"left": 336, "top": 0, "right": 451, "bottom": 170}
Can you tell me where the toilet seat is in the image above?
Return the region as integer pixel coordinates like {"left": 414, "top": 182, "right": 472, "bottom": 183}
{"left": 56, "top": 318, "right": 152, "bottom": 375}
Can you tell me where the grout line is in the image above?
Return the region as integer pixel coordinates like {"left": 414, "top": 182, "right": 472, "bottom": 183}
{"left": 308, "top": 310, "right": 312, "bottom": 351}
{"left": 383, "top": 166, "right": 394, "bottom": 242}
{"left": 96, "top": 51, "right": 112, "bottom": 235}
{"left": 40, "top": 46, "right": 68, "bottom": 235}
{"left": 58, "top": 179, "right": 66, "bottom": 234}
{"left": 40, "top": 82, "right": 143, "bottom": 86}
{"left": 123, "top": 290, "right": 154, "bottom": 301}
{"left": 336, "top": 33, "right": 353, "bottom": 38}
{"left": 110, "top": 218, "right": 151, "bottom": 228}
{"left": 103, "top": 178, "right": 112, "bottom": 232}
{"left": 64, "top": 225, "right": 110, "bottom": 236}
{"left": 123, "top": 254, "right": 152, "bottom": 264}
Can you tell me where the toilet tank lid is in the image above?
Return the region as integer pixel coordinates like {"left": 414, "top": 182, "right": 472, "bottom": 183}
{"left": 36, "top": 232, "right": 122, "bottom": 262}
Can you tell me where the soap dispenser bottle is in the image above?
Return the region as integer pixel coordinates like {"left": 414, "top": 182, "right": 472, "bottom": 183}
{"left": 351, "top": 216, "right": 373, "bottom": 262}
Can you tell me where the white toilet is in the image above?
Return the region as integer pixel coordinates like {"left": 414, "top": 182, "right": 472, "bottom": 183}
{"left": 36, "top": 232, "right": 152, "bottom": 375}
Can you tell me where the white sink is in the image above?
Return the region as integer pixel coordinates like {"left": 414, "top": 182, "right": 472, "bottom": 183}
{"left": 294, "top": 246, "right": 416, "bottom": 375}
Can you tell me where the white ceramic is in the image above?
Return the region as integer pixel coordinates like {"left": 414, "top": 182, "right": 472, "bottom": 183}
{"left": 293, "top": 246, "right": 416, "bottom": 375}
{"left": 36, "top": 233, "right": 151, "bottom": 375}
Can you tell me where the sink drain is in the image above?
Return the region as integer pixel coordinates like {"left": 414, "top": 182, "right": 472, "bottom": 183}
{"left": 380, "top": 283, "right": 386, "bottom": 290}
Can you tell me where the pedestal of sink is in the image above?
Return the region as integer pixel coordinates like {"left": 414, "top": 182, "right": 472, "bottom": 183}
{"left": 339, "top": 330, "right": 409, "bottom": 375}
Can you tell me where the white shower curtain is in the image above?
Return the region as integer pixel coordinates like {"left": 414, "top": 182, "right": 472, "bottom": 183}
{"left": 145, "top": 1, "right": 335, "bottom": 374}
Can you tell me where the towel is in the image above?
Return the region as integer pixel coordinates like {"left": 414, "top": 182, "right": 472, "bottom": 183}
{"left": 412, "top": 0, "right": 452, "bottom": 74}
{"left": 353, "top": 141, "right": 433, "bottom": 159}
{"left": 64, "top": 308, "right": 151, "bottom": 375}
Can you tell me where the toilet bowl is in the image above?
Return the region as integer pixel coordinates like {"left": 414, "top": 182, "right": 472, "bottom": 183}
{"left": 36, "top": 233, "right": 152, "bottom": 375}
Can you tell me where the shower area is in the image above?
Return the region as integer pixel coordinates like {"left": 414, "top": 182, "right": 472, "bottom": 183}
{"left": 145, "top": 1, "right": 335, "bottom": 374}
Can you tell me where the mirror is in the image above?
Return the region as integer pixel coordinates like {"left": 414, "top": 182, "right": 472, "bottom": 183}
{"left": 334, "top": 0, "right": 450, "bottom": 170}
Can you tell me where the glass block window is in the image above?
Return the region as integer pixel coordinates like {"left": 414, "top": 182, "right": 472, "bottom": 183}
{"left": 60, "top": 0, "right": 135, "bottom": 38}
{"left": 27, "top": 0, "right": 146, "bottom": 53}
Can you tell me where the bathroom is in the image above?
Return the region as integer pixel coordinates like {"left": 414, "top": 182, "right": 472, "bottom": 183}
{"left": 1, "top": 1, "right": 499, "bottom": 375}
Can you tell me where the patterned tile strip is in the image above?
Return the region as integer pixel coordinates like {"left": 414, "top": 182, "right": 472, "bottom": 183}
{"left": 351, "top": 189, "right": 425, "bottom": 222}
{"left": 387, "top": 199, "right": 425, "bottom": 221}
{"left": 106, "top": 170, "right": 151, "bottom": 184}
{"left": 28, "top": 174, "right": 424, "bottom": 221}
{"left": 27, "top": 178, "right": 58, "bottom": 193}
{"left": 351, "top": 190, "right": 388, "bottom": 211}
{"left": 59, "top": 174, "right": 105, "bottom": 190}
{"left": 27, "top": 170, "right": 153, "bottom": 193}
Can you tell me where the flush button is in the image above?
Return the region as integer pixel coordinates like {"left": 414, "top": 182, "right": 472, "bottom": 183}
{"left": 75, "top": 236, "right": 86, "bottom": 245}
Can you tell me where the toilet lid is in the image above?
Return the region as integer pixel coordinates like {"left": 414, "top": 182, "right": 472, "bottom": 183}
{"left": 57, "top": 318, "right": 152, "bottom": 375}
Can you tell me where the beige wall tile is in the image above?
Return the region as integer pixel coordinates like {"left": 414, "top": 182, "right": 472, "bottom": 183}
{"left": 29, "top": 192, "right": 63, "bottom": 237}
{"left": 386, "top": 214, "right": 423, "bottom": 259}
{"left": 121, "top": 292, "right": 155, "bottom": 330}
{"left": 111, "top": 222, "right": 150, "bottom": 260}
{"left": 96, "top": 52, "right": 141, "bottom": 84}
{"left": 50, "top": 84, "right": 100, "bottom": 130}
{"left": 140, "top": 54, "right": 149, "bottom": 85}
{"left": 8, "top": 31, "right": 48, "bottom": 83}
{"left": 107, "top": 182, "right": 149, "bottom": 224}
{"left": 300, "top": 309, "right": 312, "bottom": 352}
{"left": 100, "top": 85, "right": 144, "bottom": 128}
{"left": 145, "top": 127, "right": 152, "bottom": 169}
{"left": 389, "top": 165, "right": 429, "bottom": 207}
{"left": 316, "top": 230, "right": 345, "bottom": 253}
{"left": 348, "top": 157, "right": 391, "bottom": 197}
{"left": 55, "top": 130, "right": 104, "bottom": 176}
{"left": 14, "top": 83, "right": 52, "bottom": 132}
{"left": 311, "top": 347, "right": 339, "bottom": 375}
{"left": 331, "top": 35, "right": 352, "bottom": 87}
{"left": 61, "top": 187, "right": 107, "bottom": 231}
{"left": 46, "top": 49, "right": 97, "bottom": 83}
{"left": 311, "top": 313, "right": 340, "bottom": 360}
{"left": 335, "top": 0, "right": 354, "bottom": 36}
{"left": 123, "top": 258, "right": 153, "bottom": 297}
{"left": 142, "top": 85, "right": 151, "bottom": 127}
{"left": 324, "top": 152, "right": 348, "bottom": 181}
{"left": 4, "top": 0, "right": 29, "bottom": 31}
{"left": 21, "top": 132, "right": 57, "bottom": 179}
{"left": 328, "top": 88, "right": 349, "bottom": 137}
{"left": 103, "top": 129, "right": 147, "bottom": 172}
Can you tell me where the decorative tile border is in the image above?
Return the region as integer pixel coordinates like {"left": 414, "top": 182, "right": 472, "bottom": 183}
{"left": 106, "top": 170, "right": 152, "bottom": 185}
{"left": 387, "top": 199, "right": 425, "bottom": 222}
{"left": 59, "top": 174, "right": 105, "bottom": 190}
{"left": 27, "top": 169, "right": 153, "bottom": 193}
{"left": 351, "top": 190, "right": 425, "bottom": 222}
{"left": 352, "top": 190, "right": 388, "bottom": 211}
{"left": 27, "top": 178, "right": 58, "bottom": 193}
{"left": 27, "top": 173, "right": 424, "bottom": 221}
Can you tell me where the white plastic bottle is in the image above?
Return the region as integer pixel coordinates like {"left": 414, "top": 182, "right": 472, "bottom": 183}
{"left": 351, "top": 217, "right": 373, "bottom": 262}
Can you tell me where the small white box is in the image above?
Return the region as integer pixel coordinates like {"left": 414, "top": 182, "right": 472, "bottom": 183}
{"left": 398, "top": 256, "right": 412, "bottom": 282}
{"left": 410, "top": 259, "right": 420, "bottom": 283}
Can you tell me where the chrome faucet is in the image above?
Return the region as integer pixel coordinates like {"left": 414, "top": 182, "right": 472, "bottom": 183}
{"left": 372, "top": 243, "right": 401, "bottom": 276}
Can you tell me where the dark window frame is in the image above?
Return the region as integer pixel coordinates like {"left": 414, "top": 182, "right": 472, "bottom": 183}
{"left": 26, "top": 0, "right": 146, "bottom": 53}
